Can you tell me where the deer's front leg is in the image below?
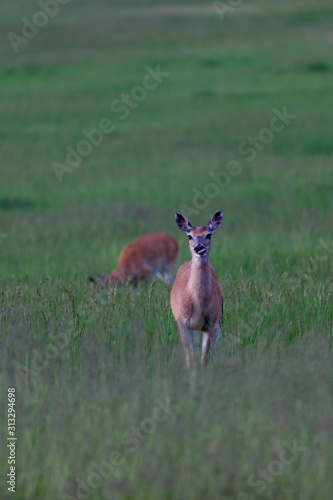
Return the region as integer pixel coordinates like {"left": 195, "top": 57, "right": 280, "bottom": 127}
{"left": 209, "top": 322, "right": 220, "bottom": 365}
{"left": 201, "top": 323, "right": 220, "bottom": 366}
{"left": 178, "top": 323, "right": 194, "bottom": 371}
{"left": 201, "top": 331, "right": 211, "bottom": 366}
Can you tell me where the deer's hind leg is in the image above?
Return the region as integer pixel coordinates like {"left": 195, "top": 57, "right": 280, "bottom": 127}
{"left": 155, "top": 264, "right": 174, "bottom": 285}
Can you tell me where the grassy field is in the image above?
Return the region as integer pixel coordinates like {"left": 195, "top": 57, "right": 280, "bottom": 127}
{"left": 0, "top": 0, "right": 332, "bottom": 499}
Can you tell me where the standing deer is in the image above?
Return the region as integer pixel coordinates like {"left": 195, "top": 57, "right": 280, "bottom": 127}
{"left": 94, "top": 233, "right": 178, "bottom": 288}
{"left": 170, "top": 210, "right": 223, "bottom": 370}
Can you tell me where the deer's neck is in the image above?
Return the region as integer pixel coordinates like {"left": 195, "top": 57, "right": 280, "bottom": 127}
{"left": 108, "top": 267, "right": 123, "bottom": 283}
{"left": 188, "top": 256, "right": 211, "bottom": 302}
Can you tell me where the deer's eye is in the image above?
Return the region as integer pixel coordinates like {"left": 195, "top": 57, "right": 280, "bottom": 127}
{"left": 206, "top": 233, "right": 212, "bottom": 240}
{"left": 187, "top": 234, "right": 193, "bottom": 240}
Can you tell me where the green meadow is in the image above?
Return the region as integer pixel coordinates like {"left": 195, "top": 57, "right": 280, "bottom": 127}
{"left": 0, "top": 0, "right": 332, "bottom": 499}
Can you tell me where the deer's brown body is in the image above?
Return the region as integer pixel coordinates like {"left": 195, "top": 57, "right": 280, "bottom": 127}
{"left": 106, "top": 232, "right": 178, "bottom": 286}
{"left": 170, "top": 211, "right": 223, "bottom": 370}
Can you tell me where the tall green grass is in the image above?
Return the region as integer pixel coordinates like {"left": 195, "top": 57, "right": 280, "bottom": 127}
{"left": 0, "top": 1, "right": 332, "bottom": 499}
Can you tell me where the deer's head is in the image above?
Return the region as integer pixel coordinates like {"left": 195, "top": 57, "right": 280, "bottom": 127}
{"left": 175, "top": 210, "right": 223, "bottom": 262}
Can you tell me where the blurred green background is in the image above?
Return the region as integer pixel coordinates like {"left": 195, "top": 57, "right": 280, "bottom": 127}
{"left": 0, "top": 1, "right": 332, "bottom": 499}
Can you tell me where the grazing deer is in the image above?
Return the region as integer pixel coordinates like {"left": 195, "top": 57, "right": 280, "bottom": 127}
{"left": 170, "top": 210, "right": 223, "bottom": 370}
{"left": 94, "top": 233, "right": 178, "bottom": 288}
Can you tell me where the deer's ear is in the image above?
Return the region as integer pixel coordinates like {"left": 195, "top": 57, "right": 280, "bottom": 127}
{"left": 208, "top": 210, "right": 223, "bottom": 231}
{"left": 175, "top": 212, "right": 192, "bottom": 232}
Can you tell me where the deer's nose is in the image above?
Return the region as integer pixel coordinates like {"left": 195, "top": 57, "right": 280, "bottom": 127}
{"left": 194, "top": 244, "right": 206, "bottom": 254}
